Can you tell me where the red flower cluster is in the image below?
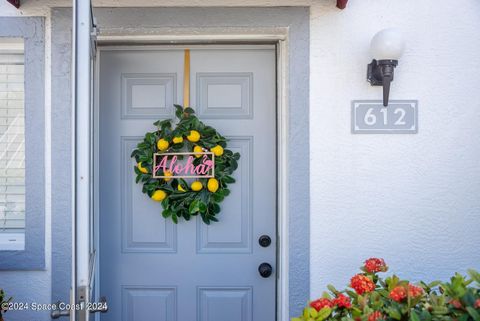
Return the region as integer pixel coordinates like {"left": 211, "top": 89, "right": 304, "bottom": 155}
{"left": 408, "top": 284, "right": 424, "bottom": 298}
{"left": 389, "top": 286, "right": 407, "bottom": 302}
{"left": 333, "top": 294, "right": 352, "bottom": 309}
{"left": 310, "top": 298, "right": 333, "bottom": 311}
{"left": 364, "top": 258, "right": 388, "bottom": 273}
{"left": 351, "top": 274, "right": 376, "bottom": 295}
{"left": 474, "top": 299, "right": 480, "bottom": 309}
{"left": 368, "top": 311, "right": 384, "bottom": 321}
{"left": 389, "top": 284, "right": 424, "bottom": 302}
{"left": 450, "top": 299, "right": 463, "bottom": 309}
{"left": 310, "top": 294, "right": 352, "bottom": 311}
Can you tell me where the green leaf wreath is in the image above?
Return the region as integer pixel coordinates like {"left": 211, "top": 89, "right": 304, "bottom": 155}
{"left": 130, "top": 105, "right": 240, "bottom": 224}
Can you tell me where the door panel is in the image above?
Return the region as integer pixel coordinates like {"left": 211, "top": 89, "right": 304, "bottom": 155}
{"left": 122, "top": 286, "right": 177, "bottom": 321}
{"left": 196, "top": 137, "right": 252, "bottom": 254}
{"left": 99, "top": 46, "right": 276, "bottom": 321}
{"left": 122, "top": 137, "right": 177, "bottom": 253}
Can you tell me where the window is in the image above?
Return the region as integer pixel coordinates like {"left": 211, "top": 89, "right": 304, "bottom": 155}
{"left": 0, "top": 17, "right": 44, "bottom": 269}
{"left": 0, "top": 38, "right": 25, "bottom": 250}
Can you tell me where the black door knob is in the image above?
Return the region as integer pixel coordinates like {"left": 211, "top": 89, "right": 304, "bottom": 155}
{"left": 258, "top": 235, "right": 272, "bottom": 247}
{"left": 258, "top": 263, "right": 273, "bottom": 278}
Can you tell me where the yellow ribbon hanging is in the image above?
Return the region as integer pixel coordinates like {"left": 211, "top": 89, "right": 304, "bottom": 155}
{"left": 183, "top": 49, "right": 190, "bottom": 108}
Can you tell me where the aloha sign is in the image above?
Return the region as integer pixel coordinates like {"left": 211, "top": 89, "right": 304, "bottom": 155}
{"left": 152, "top": 152, "right": 215, "bottom": 179}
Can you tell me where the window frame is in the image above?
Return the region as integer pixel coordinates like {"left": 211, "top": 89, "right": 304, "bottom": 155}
{"left": 0, "top": 17, "right": 45, "bottom": 270}
{"left": 0, "top": 39, "right": 25, "bottom": 248}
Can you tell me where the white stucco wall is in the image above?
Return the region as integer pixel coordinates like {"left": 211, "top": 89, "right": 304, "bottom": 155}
{"left": 309, "top": 0, "right": 480, "bottom": 296}
{"left": 1, "top": 0, "right": 480, "bottom": 318}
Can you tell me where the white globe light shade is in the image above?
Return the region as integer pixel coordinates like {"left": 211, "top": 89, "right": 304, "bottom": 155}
{"left": 370, "top": 28, "right": 405, "bottom": 60}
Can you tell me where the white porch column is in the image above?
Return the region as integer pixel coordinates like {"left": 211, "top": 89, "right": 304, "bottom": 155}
{"left": 72, "top": 0, "right": 91, "bottom": 320}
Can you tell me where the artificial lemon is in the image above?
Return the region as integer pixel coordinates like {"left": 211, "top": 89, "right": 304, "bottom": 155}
{"left": 172, "top": 136, "right": 183, "bottom": 144}
{"left": 157, "top": 138, "right": 169, "bottom": 151}
{"left": 207, "top": 178, "right": 219, "bottom": 193}
{"left": 151, "top": 190, "right": 167, "bottom": 202}
{"left": 193, "top": 145, "right": 203, "bottom": 158}
{"left": 163, "top": 170, "right": 173, "bottom": 182}
{"left": 191, "top": 181, "right": 203, "bottom": 191}
{"left": 178, "top": 184, "right": 186, "bottom": 192}
{"left": 210, "top": 145, "right": 224, "bottom": 156}
{"left": 187, "top": 130, "right": 201, "bottom": 142}
{"left": 137, "top": 162, "right": 148, "bottom": 174}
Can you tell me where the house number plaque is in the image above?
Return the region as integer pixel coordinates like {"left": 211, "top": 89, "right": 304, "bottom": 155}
{"left": 351, "top": 100, "right": 418, "bottom": 134}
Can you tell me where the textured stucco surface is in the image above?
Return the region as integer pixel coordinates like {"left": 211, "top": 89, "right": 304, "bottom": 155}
{"left": 309, "top": 0, "right": 480, "bottom": 296}
{"left": 1, "top": 0, "right": 480, "bottom": 320}
{"left": 50, "top": 8, "right": 73, "bottom": 307}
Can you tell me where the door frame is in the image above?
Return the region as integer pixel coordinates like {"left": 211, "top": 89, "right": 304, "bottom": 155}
{"left": 51, "top": 7, "right": 309, "bottom": 319}
{"left": 93, "top": 34, "right": 290, "bottom": 320}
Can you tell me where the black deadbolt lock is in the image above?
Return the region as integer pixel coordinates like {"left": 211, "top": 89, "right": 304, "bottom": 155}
{"left": 258, "top": 263, "right": 273, "bottom": 278}
{"left": 258, "top": 235, "right": 271, "bottom": 247}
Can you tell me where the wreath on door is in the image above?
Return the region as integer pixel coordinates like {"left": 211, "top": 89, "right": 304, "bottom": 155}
{"left": 131, "top": 105, "right": 240, "bottom": 224}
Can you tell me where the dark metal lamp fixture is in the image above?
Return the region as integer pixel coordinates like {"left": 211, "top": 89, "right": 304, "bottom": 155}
{"left": 367, "top": 28, "right": 405, "bottom": 106}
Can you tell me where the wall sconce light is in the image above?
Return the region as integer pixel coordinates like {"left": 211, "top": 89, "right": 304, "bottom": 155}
{"left": 367, "top": 28, "right": 405, "bottom": 106}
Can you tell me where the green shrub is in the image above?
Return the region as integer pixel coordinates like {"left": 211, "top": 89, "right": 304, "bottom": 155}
{"left": 293, "top": 258, "right": 480, "bottom": 321}
{"left": 0, "top": 289, "right": 12, "bottom": 321}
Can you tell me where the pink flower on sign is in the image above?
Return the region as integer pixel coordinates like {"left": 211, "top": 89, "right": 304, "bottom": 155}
{"left": 153, "top": 152, "right": 214, "bottom": 178}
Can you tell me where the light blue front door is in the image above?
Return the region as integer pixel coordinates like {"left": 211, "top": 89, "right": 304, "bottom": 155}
{"left": 99, "top": 45, "right": 277, "bottom": 321}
